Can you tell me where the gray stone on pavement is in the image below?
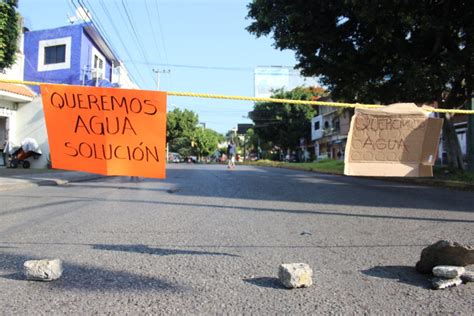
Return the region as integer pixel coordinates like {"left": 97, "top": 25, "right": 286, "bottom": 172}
{"left": 24, "top": 259, "right": 63, "bottom": 281}
{"left": 431, "top": 277, "right": 463, "bottom": 290}
{"left": 432, "top": 266, "right": 465, "bottom": 279}
{"left": 415, "top": 240, "right": 474, "bottom": 274}
{"left": 278, "top": 263, "right": 313, "bottom": 289}
{"left": 460, "top": 271, "right": 474, "bottom": 283}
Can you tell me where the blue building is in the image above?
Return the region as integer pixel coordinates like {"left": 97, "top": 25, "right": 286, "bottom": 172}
{"left": 23, "top": 23, "right": 122, "bottom": 91}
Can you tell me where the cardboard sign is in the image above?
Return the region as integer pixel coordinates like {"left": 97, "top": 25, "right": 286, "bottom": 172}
{"left": 41, "top": 84, "right": 167, "bottom": 178}
{"left": 344, "top": 103, "right": 443, "bottom": 177}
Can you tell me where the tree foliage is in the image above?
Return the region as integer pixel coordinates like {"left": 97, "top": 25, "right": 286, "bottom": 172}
{"left": 247, "top": 0, "right": 473, "bottom": 106}
{"left": 244, "top": 128, "right": 258, "bottom": 154}
{"left": 166, "top": 108, "right": 198, "bottom": 141}
{"left": 166, "top": 108, "right": 223, "bottom": 159}
{"left": 194, "top": 128, "right": 224, "bottom": 158}
{"left": 249, "top": 86, "right": 324, "bottom": 152}
{"left": 247, "top": 0, "right": 473, "bottom": 168}
{"left": 0, "top": 0, "right": 19, "bottom": 69}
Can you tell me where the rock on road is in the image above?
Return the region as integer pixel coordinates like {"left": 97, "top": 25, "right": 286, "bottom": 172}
{"left": 0, "top": 164, "right": 472, "bottom": 314}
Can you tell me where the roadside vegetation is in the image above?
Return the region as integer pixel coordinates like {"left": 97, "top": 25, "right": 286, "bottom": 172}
{"left": 246, "top": 159, "right": 344, "bottom": 174}
{"left": 245, "top": 159, "right": 474, "bottom": 185}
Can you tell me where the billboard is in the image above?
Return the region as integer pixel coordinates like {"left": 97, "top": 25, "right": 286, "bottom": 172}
{"left": 254, "top": 66, "right": 290, "bottom": 98}
{"left": 254, "top": 66, "right": 319, "bottom": 98}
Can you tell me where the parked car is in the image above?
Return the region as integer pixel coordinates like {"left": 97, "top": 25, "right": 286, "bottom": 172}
{"left": 168, "top": 152, "right": 183, "bottom": 163}
{"left": 186, "top": 156, "right": 198, "bottom": 163}
{"left": 283, "top": 154, "right": 298, "bottom": 162}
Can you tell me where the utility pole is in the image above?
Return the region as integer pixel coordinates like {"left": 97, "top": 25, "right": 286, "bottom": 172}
{"left": 153, "top": 69, "right": 170, "bottom": 161}
{"left": 468, "top": 95, "right": 474, "bottom": 171}
{"left": 152, "top": 69, "right": 170, "bottom": 90}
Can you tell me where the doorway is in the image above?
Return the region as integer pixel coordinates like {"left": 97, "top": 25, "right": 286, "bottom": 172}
{"left": 0, "top": 117, "right": 8, "bottom": 166}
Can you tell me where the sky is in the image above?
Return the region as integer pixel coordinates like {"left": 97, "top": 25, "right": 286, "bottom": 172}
{"left": 18, "top": 0, "right": 312, "bottom": 134}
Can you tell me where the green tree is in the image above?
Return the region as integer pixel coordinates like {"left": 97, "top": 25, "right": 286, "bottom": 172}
{"left": 247, "top": 0, "right": 473, "bottom": 169}
{"left": 194, "top": 128, "right": 224, "bottom": 159}
{"left": 166, "top": 108, "right": 222, "bottom": 160}
{"left": 167, "top": 108, "right": 199, "bottom": 157}
{"left": 249, "top": 86, "right": 322, "bottom": 156}
{"left": 169, "top": 136, "right": 193, "bottom": 158}
{"left": 244, "top": 128, "right": 258, "bottom": 155}
{"left": 166, "top": 108, "right": 199, "bottom": 142}
{"left": 0, "top": 0, "right": 19, "bottom": 69}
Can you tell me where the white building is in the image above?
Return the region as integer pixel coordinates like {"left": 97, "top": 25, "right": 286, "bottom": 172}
{"left": 1, "top": 23, "right": 139, "bottom": 168}
{"left": 112, "top": 62, "right": 139, "bottom": 89}
{"left": 0, "top": 31, "right": 44, "bottom": 167}
{"left": 311, "top": 103, "right": 352, "bottom": 160}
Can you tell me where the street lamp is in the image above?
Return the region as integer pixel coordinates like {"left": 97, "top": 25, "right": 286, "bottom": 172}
{"left": 152, "top": 69, "right": 170, "bottom": 90}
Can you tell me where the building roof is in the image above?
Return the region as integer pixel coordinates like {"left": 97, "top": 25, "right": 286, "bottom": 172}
{"left": 83, "top": 23, "right": 120, "bottom": 65}
{"left": 0, "top": 82, "right": 35, "bottom": 102}
{"left": 25, "top": 23, "right": 121, "bottom": 66}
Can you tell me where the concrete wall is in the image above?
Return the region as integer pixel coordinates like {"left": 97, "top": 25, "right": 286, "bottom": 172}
{"left": 311, "top": 115, "right": 323, "bottom": 141}
{"left": 13, "top": 97, "right": 49, "bottom": 168}
{"left": 339, "top": 110, "right": 351, "bottom": 134}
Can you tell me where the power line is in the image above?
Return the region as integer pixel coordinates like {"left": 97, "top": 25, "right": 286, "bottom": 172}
{"left": 74, "top": 0, "right": 147, "bottom": 87}
{"left": 153, "top": 0, "right": 169, "bottom": 65}
{"left": 120, "top": 0, "right": 156, "bottom": 87}
{"left": 124, "top": 61, "right": 254, "bottom": 72}
{"left": 120, "top": 60, "right": 315, "bottom": 78}
{"left": 96, "top": 0, "right": 144, "bottom": 86}
{"left": 144, "top": 0, "right": 163, "bottom": 62}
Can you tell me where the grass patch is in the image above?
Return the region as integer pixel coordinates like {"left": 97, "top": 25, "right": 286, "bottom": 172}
{"left": 433, "top": 166, "right": 474, "bottom": 183}
{"left": 245, "top": 159, "right": 344, "bottom": 174}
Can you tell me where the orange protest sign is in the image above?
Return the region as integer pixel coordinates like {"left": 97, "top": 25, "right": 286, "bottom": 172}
{"left": 41, "top": 84, "right": 167, "bottom": 178}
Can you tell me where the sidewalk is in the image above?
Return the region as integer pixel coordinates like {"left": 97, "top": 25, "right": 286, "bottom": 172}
{"left": 0, "top": 167, "right": 105, "bottom": 191}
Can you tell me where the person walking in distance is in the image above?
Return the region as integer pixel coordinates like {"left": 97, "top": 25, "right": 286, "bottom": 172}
{"left": 227, "top": 141, "right": 236, "bottom": 169}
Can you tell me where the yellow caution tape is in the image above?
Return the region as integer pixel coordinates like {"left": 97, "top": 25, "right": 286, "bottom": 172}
{"left": 167, "top": 91, "right": 382, "bottom": 109}
{"left": 1, "top": 78, "right": 473, "bottom": 115}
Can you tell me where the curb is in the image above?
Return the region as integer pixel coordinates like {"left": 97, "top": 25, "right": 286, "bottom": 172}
{"left": 37, "top": 174, "right": 106, "bottom": 187}
{"left": 37, "top": 179, "right": 70, "bottom": 186}
{"left": 0, "top": 173, "right": 106, "bottom": 191}
{"left": 370, "top": 176, "right": 474, "bottom": 191}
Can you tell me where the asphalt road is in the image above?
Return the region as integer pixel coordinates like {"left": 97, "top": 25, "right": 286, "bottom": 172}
{"left": 0, "top": 164, "right": 472, "bottom": 314}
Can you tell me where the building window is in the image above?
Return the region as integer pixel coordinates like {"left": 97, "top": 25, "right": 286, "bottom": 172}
{"left": 94, "top": 55, "right": 104, "bottom": 69}
{"left": 314, "top": 121, "right": 320, "bottom": 131}
{"left": 38, "top": 37, "right": 71, "bottom": 71}
{"left": 91, "top": 47, "right": 106, "bottom": 79}
{"left": 324, "top": 121, "right": 329, "bottom": 129}
{"left": 44, "top": 45, "right": 66, "bottom": 65}
{"left": 334, "top": 119, "right": 340, "bottom": 131}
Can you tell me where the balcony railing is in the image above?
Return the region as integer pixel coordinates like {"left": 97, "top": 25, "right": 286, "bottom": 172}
{"left": 323, "top": 127, "right": 340, "bottom": 136}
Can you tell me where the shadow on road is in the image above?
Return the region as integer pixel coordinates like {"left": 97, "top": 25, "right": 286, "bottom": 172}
{"left": 3, "top": 192, "right": 473, "bottom": 224}
{"left": 0, "top": 252, "right": 182, "bottom": 292}
{"left": 243, "top": 277, "right": 286, "bottom": 289}
{"left": 0, "top": 241, "right": 434, "bottom": 250}
{"left": 166, "top": 166, "right": 474, "bottom": 212}
{"left": 361, "top": 265, "right": 431, "bottom": 289}
{"left": 92, "top": 244, "right": 239, "bottom": 257}
{"left": 57, "top": 165, "right": 474, "bottom": 213}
